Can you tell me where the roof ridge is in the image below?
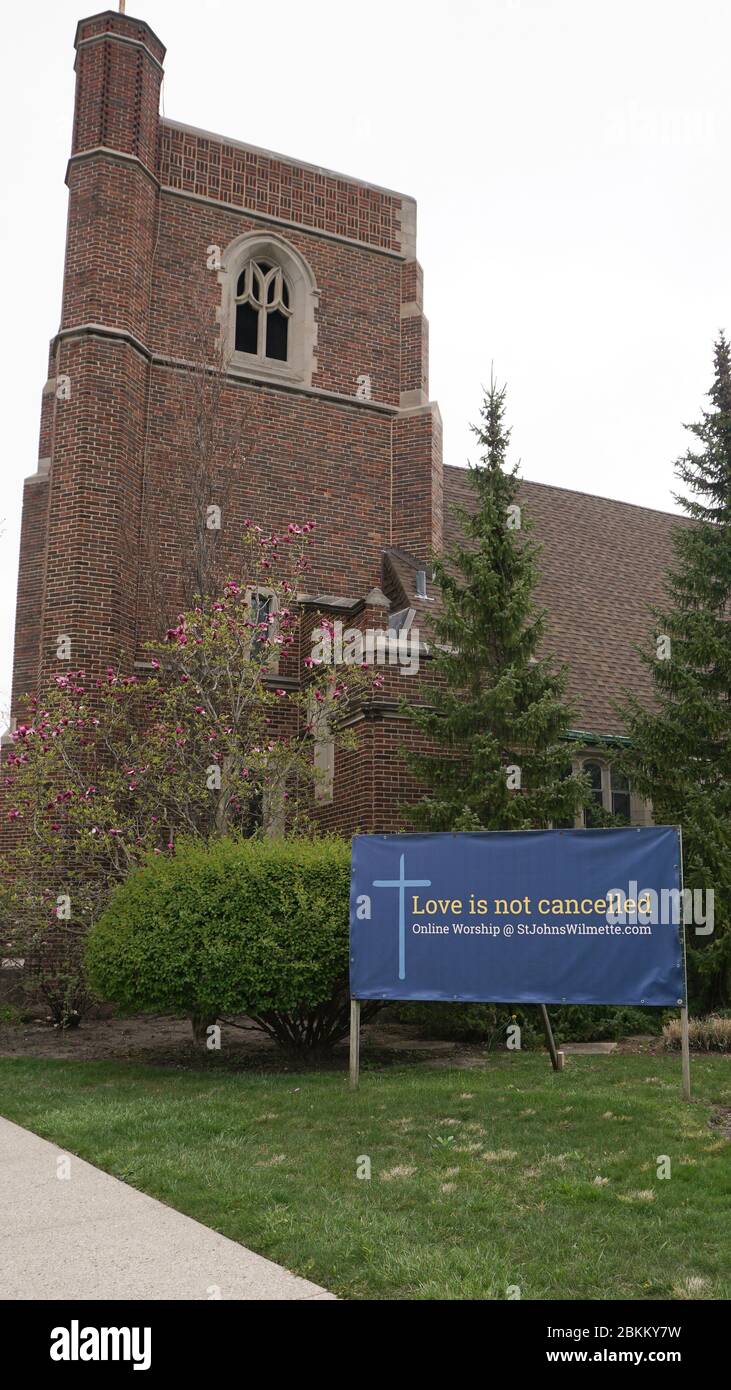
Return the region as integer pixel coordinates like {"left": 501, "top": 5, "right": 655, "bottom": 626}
{"left": 443, "top": 465, "right": 688, "bottom": 522}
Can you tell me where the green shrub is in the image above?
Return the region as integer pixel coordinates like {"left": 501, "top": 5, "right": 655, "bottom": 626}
{"left": 390, "top": 1002, "right": 543, "bottom": 1047}
{"left": 390, "top": 1001, "right": 662, "bottom": 1046}
{"left": 546, "top": 1004, "right": 663, "bottom": 1042}
{"left": 86, "top": 835, "right": 367, "bottom": 1051}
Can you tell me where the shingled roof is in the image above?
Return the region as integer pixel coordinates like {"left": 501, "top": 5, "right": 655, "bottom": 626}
{"left": 384, "top": 466, "right": 690, "bottom": 739}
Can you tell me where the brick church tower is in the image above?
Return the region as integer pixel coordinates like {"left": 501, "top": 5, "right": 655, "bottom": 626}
{"left": 7, "top": 8, "right": 443, "bottom": 834}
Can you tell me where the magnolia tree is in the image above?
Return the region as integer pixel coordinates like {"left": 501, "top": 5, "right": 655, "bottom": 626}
{"left": 1, "top": 522, "right": 378, "bottom": 1025}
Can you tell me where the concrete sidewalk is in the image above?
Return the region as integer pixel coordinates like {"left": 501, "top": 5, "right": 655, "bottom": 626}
{"left": 0, "top": 1117, "right": 334, "bottom": 1300}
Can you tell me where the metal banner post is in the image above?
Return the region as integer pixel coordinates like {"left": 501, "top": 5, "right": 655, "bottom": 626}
{"left": 678, "top": 827, "right": 692, "bottom": 1102}
{"left": 539, "top": 1004, "right": 562, "bottom": 1072}
{"left": 349, "top": 998, "right": 361, "bottom": 1090}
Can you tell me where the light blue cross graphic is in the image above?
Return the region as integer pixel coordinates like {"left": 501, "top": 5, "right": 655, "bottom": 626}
{"left": 373, "top": 853, "right": 431, "bottom": 981}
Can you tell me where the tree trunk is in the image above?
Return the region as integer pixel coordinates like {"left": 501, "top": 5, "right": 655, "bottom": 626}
{"left": 190, "top": 1012, "right": 218, "bottom": 1044}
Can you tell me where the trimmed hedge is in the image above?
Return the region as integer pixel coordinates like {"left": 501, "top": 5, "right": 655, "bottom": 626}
{"left": 86, "top": 836, "right": 359, "bottom": 1050}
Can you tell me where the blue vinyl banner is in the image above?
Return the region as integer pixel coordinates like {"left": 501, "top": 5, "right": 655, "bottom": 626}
{"left": 350, "top": 827, "right": 685, "bottom": 1006}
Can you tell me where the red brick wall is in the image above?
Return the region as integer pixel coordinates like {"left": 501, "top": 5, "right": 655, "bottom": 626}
{"left": 10, "top": 475, "right": 50, "bottom": 716}
{"left": 138, "top": 370, "right": 395, "bottom": 627}
{"left": 4, "top": 8, "right": 443, "bottom": 844}
{"left": 147, "top": 194, "right": 403, "bottom": 404}
{"left": 62, "top": 157, "right": 159, "bottom": 342}
{"left": 158, "top": 123, "right": 405, "bottom": 254}
{"left": 39, "top": 335, "right": 149, "bottom": 678}
{"left": 392, "top": 405, "right": 443, "bottom": 563}
{"left": 72, "top": 12, "right": 164, "bottom": 170}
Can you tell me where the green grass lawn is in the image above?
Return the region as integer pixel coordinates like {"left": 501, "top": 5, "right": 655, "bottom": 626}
{"left": 0, "top": 1053, "right": 728, "bottom": 1300}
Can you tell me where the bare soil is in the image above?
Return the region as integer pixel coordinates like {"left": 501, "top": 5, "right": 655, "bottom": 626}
{"left": 0, "top": 1011, "right": 488, "bottom": 1071}
{"left": 0, "top": 1010, "right": 664, "bottom": 1072}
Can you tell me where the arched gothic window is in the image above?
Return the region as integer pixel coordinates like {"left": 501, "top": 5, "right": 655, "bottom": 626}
{"left": 235, "top": 261, "right": 292, "bottom": 363}
{"left": 220, "top": 231, "right": 318, "bottom": 385}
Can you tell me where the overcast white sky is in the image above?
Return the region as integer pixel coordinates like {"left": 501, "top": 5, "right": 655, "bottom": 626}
{"left": 1, "top": 0, "right": 729, "bottom": 721}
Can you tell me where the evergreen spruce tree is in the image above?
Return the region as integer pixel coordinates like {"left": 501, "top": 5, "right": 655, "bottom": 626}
{"left": 407, "top": 377, "right": 588, "bottom": 831}
{"left": 622, "top": 336, "right": 731, "bottom": 1008}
